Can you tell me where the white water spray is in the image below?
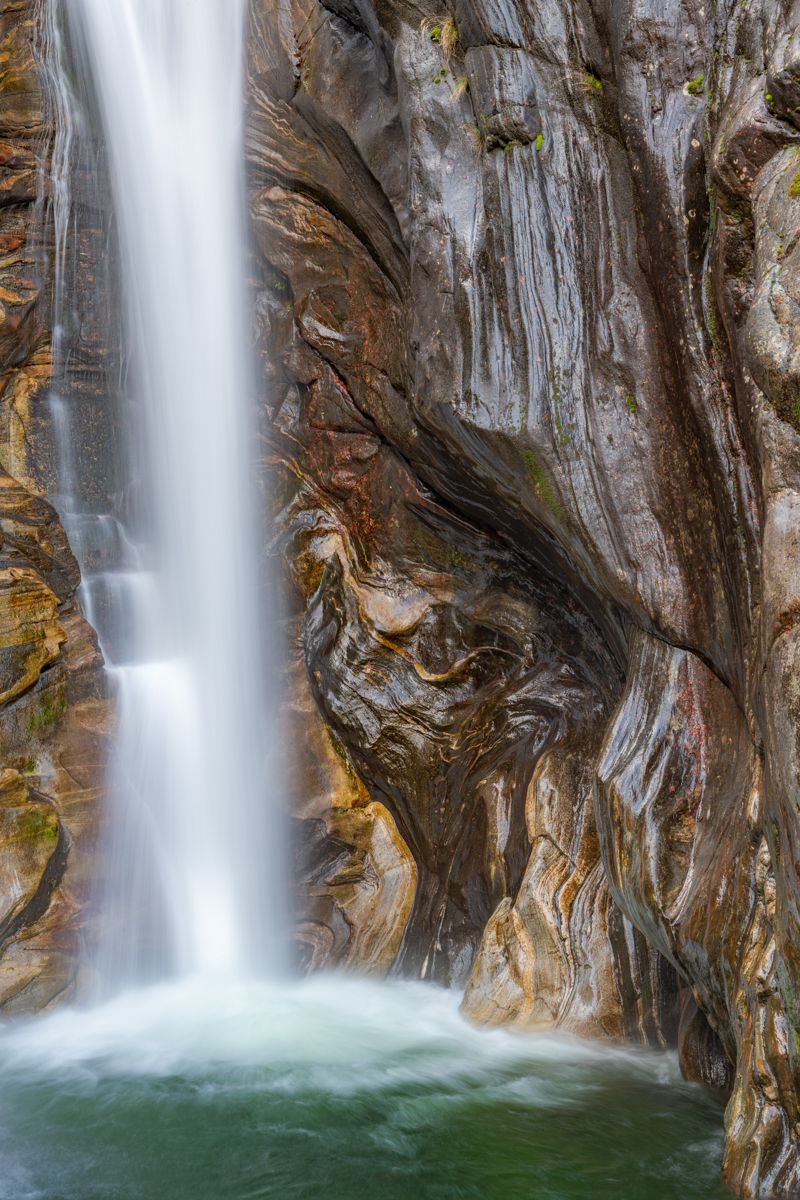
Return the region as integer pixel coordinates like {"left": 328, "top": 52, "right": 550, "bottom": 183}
{"left": 61, "top": 0, "right": 285, "bottom": 986}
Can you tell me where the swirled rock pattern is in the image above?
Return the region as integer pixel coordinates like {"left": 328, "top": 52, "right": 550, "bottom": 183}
{"left": 0, "top": 0, "right": 799, "bottom": 1193}
{"left": 247, "top": 0, "right": 800, "bottom": 1191}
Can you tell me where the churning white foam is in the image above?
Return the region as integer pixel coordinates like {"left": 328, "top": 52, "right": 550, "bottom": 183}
{"left": 0, "top": 977, "right": 684, "bottom": 1094}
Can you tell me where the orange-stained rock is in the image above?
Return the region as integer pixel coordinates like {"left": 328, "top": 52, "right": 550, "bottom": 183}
{"left": 0, "top": 769, "right": 62, "bottom": 941}
{"left": 462, "top": 740, "right": 676, "bottom": 1044}
{"left": 0, "top": 0, "right": 109, "bottom": 1014}
{"left": 287, "top": 628, "right": 417, "bottom": 975}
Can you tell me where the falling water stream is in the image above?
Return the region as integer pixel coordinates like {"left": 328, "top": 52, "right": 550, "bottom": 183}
{"left": 62, "top": 0, "right": 284, "bottom": 985}
{"left": 0, "top": 3, "right": 729, "bottom": 1197}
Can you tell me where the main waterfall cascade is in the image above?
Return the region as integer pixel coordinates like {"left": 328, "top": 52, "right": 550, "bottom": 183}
{"left": 49, "top": 0, "right": 286, "bottom": 988}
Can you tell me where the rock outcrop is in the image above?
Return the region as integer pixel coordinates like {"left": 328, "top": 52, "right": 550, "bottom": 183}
{"left": 0, "top": 0, "right": 109, "bottom": 1012}
{"left": 247, "top": 0, "right": 800, "bottom": 1192}
{"left": 0, "top": 464, "right": 109, "bottom": 1012}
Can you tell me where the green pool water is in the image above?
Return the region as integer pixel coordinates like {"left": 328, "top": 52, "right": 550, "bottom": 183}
{"left": 0, "top": 977, "right": 729, "bottom": 1200}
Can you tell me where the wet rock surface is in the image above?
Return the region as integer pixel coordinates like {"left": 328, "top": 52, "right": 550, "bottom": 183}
{"left": 0, "top": 0, "right": 798, "bottom": 1194}
{"left": 248, "top": 0, "right": 800, "bottom": 1191}
{"left": 0, "top": 462, "right": 110, "bottom": 1012}
{"left": 0, "top": 0, "right": 109, "bottom": 1013}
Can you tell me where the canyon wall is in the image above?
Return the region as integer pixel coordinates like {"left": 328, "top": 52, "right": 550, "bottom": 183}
{"left": 249, "top": 0, "right": 800, "bottom": 1193}
{"left": 0, "top": 0, "right": 109, "bottom": 1011}
{"left": 0, "top": 0, "right": 799, "bottom": 1194}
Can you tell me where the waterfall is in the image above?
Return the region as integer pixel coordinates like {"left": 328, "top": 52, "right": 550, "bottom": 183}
{"left": 50, "top": 0, "right": 285, "bottom": 987}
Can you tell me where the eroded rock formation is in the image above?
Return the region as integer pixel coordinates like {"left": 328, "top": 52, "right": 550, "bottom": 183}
{"left": 247, "top": 0, "right": 800, "bottom": 1192}
{"left": 0, "top": 0, "right": 109, "bottom": 1011}
{"left": 0, "top": 467, "right": 109, "bottom": 1011}
{"left": 0, "top": 0, "right": 799, "bottom": 1194}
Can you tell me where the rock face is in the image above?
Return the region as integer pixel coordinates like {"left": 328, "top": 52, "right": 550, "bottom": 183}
{"left": 0, "top": 0, "right": 109, "bottom": 1012}
{"left": 247, "top": 0, "right": 800, "bottom": 1192}
{"left": 0, "top": 465, "right": 109, "bottom": 1012}
{"left": 1, "top": 0, "right": 800, "bottom": 1194}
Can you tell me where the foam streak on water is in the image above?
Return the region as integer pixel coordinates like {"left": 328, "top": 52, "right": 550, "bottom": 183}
{"left": 0, "top": 976, "right": 671, "bottom": 1082}
{"left": 62, "top": 0, "right": 284, "bottom": 986}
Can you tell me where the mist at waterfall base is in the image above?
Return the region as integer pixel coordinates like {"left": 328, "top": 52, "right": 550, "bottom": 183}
{"left": 0, "top": 977, "right": 727, "bottom": 1200}
{"left": 0, "top": 1, "right": 729, "bottom": 1197}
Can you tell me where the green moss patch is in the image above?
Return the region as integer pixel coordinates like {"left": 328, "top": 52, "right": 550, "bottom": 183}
{"left": 523, "top": 451, "right": 563, "bottom": 518}
{"left": 26, "top": 694, "right": 67, "bottom": 736}
{"left": 686, "top": 74, "right": 705, "bottom": 96}
{"left": 428, "top": 17, "right": 459, "bottom": 58}
{"left": 15, "top": 807, "right": 58, "bottom": 845}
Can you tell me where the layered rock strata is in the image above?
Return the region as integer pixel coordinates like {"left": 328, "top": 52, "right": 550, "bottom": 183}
{"left": 1, "top": 0, "right": 799, "bottom": 1193}
{"left": 0, "top": 0, "right": 109, "bottom": 1011}
{"left": 248, "top": 0, "right": 800, "bottom": 1192}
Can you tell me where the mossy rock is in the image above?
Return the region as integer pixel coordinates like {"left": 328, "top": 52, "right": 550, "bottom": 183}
{"left": 25, "top": 692, "right": 68, "bottom": 736}
{"left": 0, "top": 771, "right": 62, "bottom": 938}
{"left": 523, "top": 450, "right": 563, "bottom": 519}
{"left": 15, "top": 806, "right": 58, "bottom": 846}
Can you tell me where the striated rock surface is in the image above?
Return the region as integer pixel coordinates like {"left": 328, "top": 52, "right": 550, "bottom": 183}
{"left": 288, "top": 636, "right": 418, "bottom": 973}
{"left": 0, "top": 0, "right": 109, "bottom": 1013}
{"left": 247, "top": 0, "right": 800, "bottom": 1192}
{"left": 0, "top": 0, "right": 799, "bottom": 1194}
{"left": 0, "top": 461, "right": 109, "bottom": 1012}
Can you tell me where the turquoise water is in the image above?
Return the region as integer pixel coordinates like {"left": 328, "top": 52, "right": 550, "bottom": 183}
{"left": 0, "top": 977, "right": 728, "bottom": 1200}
